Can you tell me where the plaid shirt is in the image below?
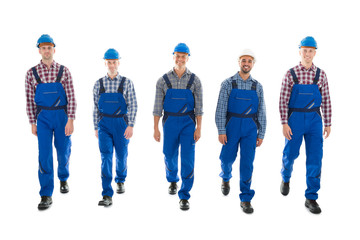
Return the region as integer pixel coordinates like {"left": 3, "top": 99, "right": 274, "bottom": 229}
{"left": 215, "top": 73, "right": 267, "bottom": 139}
{"left": 153, "top": 68, "right": 203, "bottom": 117}
{"left": 279, "top": 62, "right": 332, "bottom": 126}
{"left": 93, "top": 74, "right": 137, "bottom": 130}
{"left": 25, "top": 60, "right": 77, "bottom": 125}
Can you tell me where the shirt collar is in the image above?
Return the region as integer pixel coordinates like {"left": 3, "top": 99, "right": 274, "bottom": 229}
{"left": 234, "top": 72, "right": 254, "bottom": 82}
{"left": 106, "top": 73, "right": 121, "bottom": 81}
{"left": 298, "top": 62, "right": 317, "bottom": 72}
{"left": 170, "top": 67, "right": 191, "bottom": 76}
{"left": 39, "top": 60, "right": 57, "bottom": 69}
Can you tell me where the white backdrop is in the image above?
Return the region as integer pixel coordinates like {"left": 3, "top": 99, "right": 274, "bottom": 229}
{"left": 1, "top": 0, "right": 359, "bottom": 239}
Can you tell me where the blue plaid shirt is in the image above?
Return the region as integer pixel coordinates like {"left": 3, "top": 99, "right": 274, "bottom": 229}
{"left": 93, "top": 74, "right": 137, "bottom": 130}
{"left": 215, "top": 72, "right": 266, "bottom": 139}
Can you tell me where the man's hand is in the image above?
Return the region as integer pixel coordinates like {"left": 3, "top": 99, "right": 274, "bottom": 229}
{"left": 194, "top": 128, "right": 201, "bottom": 142}
{"left": 124, "top": 126, "right": 133, "bottom": 139}
{"left": 65, "top": 119, "right": 74, "bottom": 136}
{"left": 256, "top": 138, "right": 263, "bottom": 147}
{"left": 154, "top": 128, "right": 161, "bottom": 142}
{"left": 31, "top": 124, "right": 37, "bottom": 136}
{"left": 218, "top": 134, "right": 227, "bottom": 145}
{"left": 95, "top": 130, "right": 98, "bottom": 139}
{"left": 323, "top": 126, "right": 331, "bottom": 139}
{"left": 282, "top": 124, "right": 292, "bottom": 140}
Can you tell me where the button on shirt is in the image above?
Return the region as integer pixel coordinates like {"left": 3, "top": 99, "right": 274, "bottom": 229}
{"left": 25, "top": 60, "right": 77, "bottom": 125}
{"left": 153, "top": 68, "right": 203, "bottom": 117}
{"left": 215, "top": 73, "right": 267, "bottom": 139}
{"left": 279, "top": 63, "right": 332, "bottom": 127}
{"left": 93, "top": 74, "right": 138, "bottom": 130}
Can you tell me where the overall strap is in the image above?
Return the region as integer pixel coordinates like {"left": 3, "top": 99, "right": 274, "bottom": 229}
{"left": 251, "top": 82, "right": 257, "bottom": 91}
{"left": 118, "top": 77, "right": 126, "bottom": 93}
{"left": 163, "top": 74, "right": 172, "bottom": 89}
{"left": 99, "top": 78, "right": 106, "bottom": 94}
{"left": 313, "top": 67, "right": 321, "bottom": 84}
{"left": 56, "top": 65, "right": 64, "bottom": 83}
{"left": 186, "top": 73, "right": 196, "bottom": 89}
{"left": 289, "top": 68, "right": 299, "bottom": 84}
{"left": 231, "top": 77, "right": 238, "bottom": 89}
{"left": 32, "top": 67, "right": 42, "bottom": 84}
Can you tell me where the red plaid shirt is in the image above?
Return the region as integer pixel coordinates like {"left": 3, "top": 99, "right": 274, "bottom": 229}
{"left": 25, "top": 60, "right": 77, "bottom": 124}
{"left": 279, "top": 62, "right": 332, "bottom": 127}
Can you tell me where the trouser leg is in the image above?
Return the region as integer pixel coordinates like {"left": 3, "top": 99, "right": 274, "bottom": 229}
{"left": 37, "top": 117, "right": 54, "bottom": 197}
{"left": 114, "top": 118, "right": 129, "bottom": 183}
{"left": 281, "top": 132, "right": 304, "bottom": 183}
{"left": 163, "top": 117, "right": 180, "bottom": 183}
{"left": 239, "top": 132, "right": 257, "bottom": 202}
{"left": 304, "top": 119, "right": 323, "bottom": 200}
{"left": 178, "top": 120, "right": 195, "bottom": 200}
{"left": 99, "top": 128, "right": 114, "bottom": 197}
{"left": 54, "top": 114, "right": 71, "bottom": 182}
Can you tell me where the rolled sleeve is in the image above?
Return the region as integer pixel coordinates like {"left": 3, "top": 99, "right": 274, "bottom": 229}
{"left": 215, "top": 80, "right": 231, "bottom": 135}
{"left": 153, "top": 77, "right": 165, "bottom": 117}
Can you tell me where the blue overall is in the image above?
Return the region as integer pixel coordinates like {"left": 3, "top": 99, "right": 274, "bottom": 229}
{"left": 98, "top": 77, "right": 129, "bottom": 197}
{"left": 281, "top": 68, "right": 323, "bottom": 200}
{"left": 219, "top": 80, "right": 258, "bottom": 202}
{"left": 162, "top": 74, "right": 196, "bottom": 200}
{"left": 33, "top": 66, "right": 71, "bottom": 197}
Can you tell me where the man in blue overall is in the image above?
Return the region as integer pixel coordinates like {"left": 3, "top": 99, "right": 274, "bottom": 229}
{"left": 25, "top": 34, "right": 77, "bottom": 210}
{"left": 94, "top": 48, "right": 138, "bottom": 207}
{"left": 153, "top": 43, "right": 203, "bottom": 210}
{"left": 215, "top": 49, "right": 266, "bottom": 214}
{"left": 279, "top": 36, "right": 332, "bottom": 214}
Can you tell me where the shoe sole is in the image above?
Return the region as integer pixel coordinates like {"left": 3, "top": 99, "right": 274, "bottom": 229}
{"left": 98, "top": 202, "right": 112, "bottom": 207}
{"left": 241, "top": 206, "right": 254, "bottom": 214}
{"left": 60, "top": 189, "right": 69, "bottom": 194}
{"left": 38, "top": 202, "right": 52, "bottom": 211}
{"left": 116, "top": 190, "right": 125, "bottom": 194}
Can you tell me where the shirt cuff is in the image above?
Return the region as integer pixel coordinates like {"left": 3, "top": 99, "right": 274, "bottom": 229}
{"left": 218, "top": 129, "right": 226, "bottom": 135}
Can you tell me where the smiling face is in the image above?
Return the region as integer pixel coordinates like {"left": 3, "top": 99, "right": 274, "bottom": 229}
{"left": 105, "top": 60, "right": 120, "bottom": 75}
{"left": 39, "top": 45, "right": 55, "bottom": 62}
{"left": 299, "top": 47, "right": 316, "bottom": 65}
{"left": 173, "top": 52, "right": 189, "bottom": 69}
{"left": 238, "top": 55, "right": 254, "bottom": 74}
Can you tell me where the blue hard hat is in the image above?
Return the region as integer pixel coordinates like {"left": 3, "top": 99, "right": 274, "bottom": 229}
{"left": 173, "top": 43, "right": 190, "bottom": 56}
{"left": 37, "top": 34, "right": 55, "bottom": 48}
{"left": 104, "top": 48, "right": 120, "bottom": 60}
{"left": 299, "top": 36, "right": 317, "bottom": 49}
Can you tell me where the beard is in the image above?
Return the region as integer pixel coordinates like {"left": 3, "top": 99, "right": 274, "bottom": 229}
{"left": 241, "top": 66, "right": 251, "bottom": 74}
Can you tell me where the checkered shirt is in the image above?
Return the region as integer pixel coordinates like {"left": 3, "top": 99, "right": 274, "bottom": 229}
{"left": 25, "top": 60, "right": 77, "bottom": 125}
{"left": 279, "top": 62, "right": 332, "bottom": 126}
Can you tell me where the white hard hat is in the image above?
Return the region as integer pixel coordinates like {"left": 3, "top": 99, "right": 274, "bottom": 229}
{"left": 239, "top": 49, "right": 256, "bottom": 63}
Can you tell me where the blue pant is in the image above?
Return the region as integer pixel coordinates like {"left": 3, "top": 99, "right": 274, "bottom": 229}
{"left": 220, "top": 118, "right": 257, "bottom": 202}
{"left": 37, "top": 109, "right": 71, "bottom": 197}
{"left": 98, "top": 117, "right": 129, "bottom": 197}
{"left": 163, "top": 115, "right": 195, "bottom": 200}
{"left": 281, "top": 112, "right": 323, "bottom": 200}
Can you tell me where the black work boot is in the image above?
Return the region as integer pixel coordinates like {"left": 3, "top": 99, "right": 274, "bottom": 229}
{"left": 168, "top": 182, "right": 177, "bottom": 195}
{"left": 98, "top": 196, "right": 112, "bottom": 207}
{"left": 240, "top": 201, "right": 254, "bottom": 214}
{"left": 60, "top": 181, "right": 69, "bottom": 193}
{"left": 280, "top": 180, "right": 290, "bottom": 196}
{"left": 38, "top": 196, "right": 52, "bottom": 210}
{"left": 305, "top": 199, "right": 321, "bottom": 214}
{"left": 179, "top": 199, "right": 190, "bottom": 211}
{"left": 221, "top": 180, "right": 230, "bottom": 196}
{"left": 116, "top": 182, "right": 125, "bottom": 194}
